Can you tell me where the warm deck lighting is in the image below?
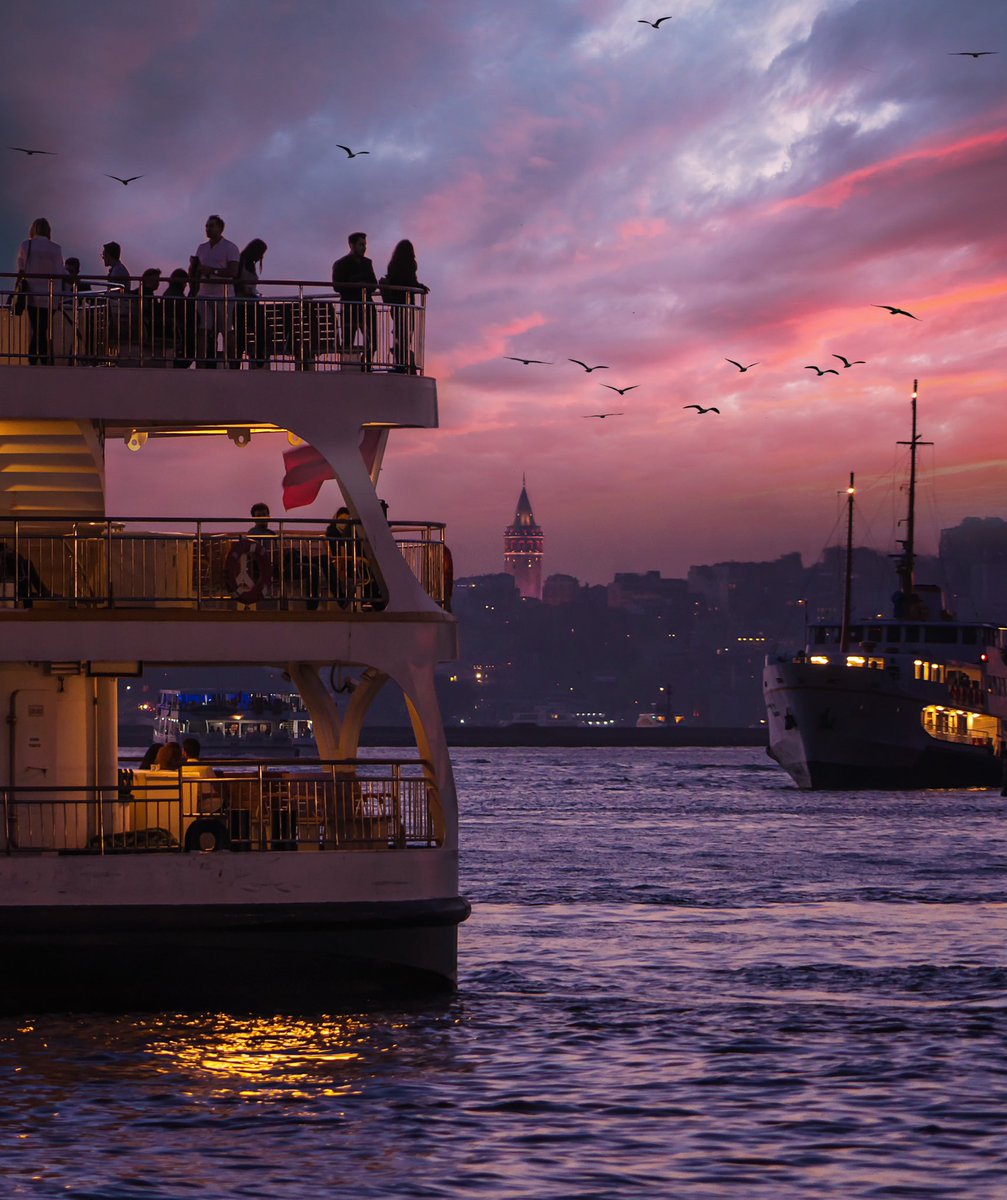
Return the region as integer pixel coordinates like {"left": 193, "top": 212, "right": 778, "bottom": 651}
{"left": 810, "top": 655, "right": 830, "bottom": 665}
{"left": 126, "top": 430, "right": 147, "bottom": 452}
{"left": 846, "top": 655, "right": 866, "bottom": 667}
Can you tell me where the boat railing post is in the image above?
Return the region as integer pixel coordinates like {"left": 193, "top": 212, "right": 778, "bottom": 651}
{"left": 257, "top": 760, "right": 265, "bottom": 849}
{"left": 278, "top": 522, "right": 286, "bottom": 605}
{"left": 2, "top": 786, "right": 10, "bottom": 855}
{"left": 195, "top": 519, "right": 203, "bottom": 610}
{"left": 95, "top": 783, "right": 106, "bottom": 855}
{"left": 105, "top": 519, "right": 113, "bottom": 607}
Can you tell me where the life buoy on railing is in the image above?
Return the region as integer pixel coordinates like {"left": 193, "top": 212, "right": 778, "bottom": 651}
{"left": 225, "top": 536, "right": 273, "bottom": 605}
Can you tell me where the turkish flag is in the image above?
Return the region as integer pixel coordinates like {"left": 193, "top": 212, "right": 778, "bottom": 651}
{"left": 281, "top": 444, "right": 335, "bottom": 510}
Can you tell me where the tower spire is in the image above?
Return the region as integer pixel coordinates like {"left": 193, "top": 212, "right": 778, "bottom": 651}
{"left": 504, "top": 478, "right": 544, "bottom": 599}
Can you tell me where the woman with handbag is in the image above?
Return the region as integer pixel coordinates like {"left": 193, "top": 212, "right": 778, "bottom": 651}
{"left": 14, "top": 217, "right": 65, "bottom": 365}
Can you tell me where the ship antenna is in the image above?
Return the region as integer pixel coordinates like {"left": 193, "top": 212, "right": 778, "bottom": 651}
{"left": 894, "top": 380, "right": 930, "bottom": 611}
{"left": 840, "top": 472, "right": 855, "bottom": 653}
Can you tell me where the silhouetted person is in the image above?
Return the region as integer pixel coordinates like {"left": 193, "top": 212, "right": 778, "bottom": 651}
{"left": 380, "top": 239, "right": 428, "bottom": 373}
{"left": 193, "top": 214, "right": 239, "bottom": 367}
{"left": 232, "top": 238, "right": 269, "bottom": 369}
{"left": 63, "top": 257, "right": 91, "bottom": 293}
{"left": 15, "top": 217, "right": 64, "bottom": 365}
{"left": 162, "top": 268, "right": 197, "bottom": 369}
{"left": 332, "top": 231, "right": 377, "bottom": 370}
{"left": 182, "top": 737, "right": 201, "bottom": 763}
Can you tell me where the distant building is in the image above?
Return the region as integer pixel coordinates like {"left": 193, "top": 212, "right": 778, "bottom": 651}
{"left": 504, "top": 478, "right": 544, "bottom": 600}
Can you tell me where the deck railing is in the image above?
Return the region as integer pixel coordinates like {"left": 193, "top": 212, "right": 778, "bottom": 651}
{"left": 0, "top": 517, "right": 449, "bottom": 611}
{"left": 0, "top": 275, "right": 426, "bottom": 373}
{"left": 1, "top": 758, "right": 443, "bottom": 854}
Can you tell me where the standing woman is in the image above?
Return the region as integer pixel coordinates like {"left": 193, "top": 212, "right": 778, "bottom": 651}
{"left": 379, "top": 239, "right": 428, "bottom": 374}
{"left": 231, "top": 238, "right": 269, "bottom": 369}
{"left": 14, "top": 218, "right": 65, "bottom": 365}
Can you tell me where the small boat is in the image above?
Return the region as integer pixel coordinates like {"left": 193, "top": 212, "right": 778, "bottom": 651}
{"left": 764, "top": 384, "right": 1007, "bottom": 789}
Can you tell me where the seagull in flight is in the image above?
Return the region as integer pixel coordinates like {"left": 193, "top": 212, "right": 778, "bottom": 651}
{"left": 806, "top": 365, "right": 839, "bottom": 376}
{"left": 725, "top": 359, "right": 759, "bottom": 372}
{"left": 684, "top": 405, "right": 719, "bottom": 414}
{"left": 873, "top": 304, "right": 920, "bottom": 320}
{"left": 949, "top": 51, "right": 998, "bottom": 58}
{"left": 833, "top": 354, "right": 866, "bottom": 368}
{"left": 105, "top": 174, "right": 143, "bottom": 186}
{"left": 602, "top": 384, "right": 638, "bottom": 395}
{"left": 583, "top": 412, "right": 624, "bottom": 419}
{"left": 569, "top": 359, "right": 609, "bottom": 372}
{"left": 504, "top": 356, "right": 552, "bottom": 365}
{"left": 337, "top": 145, "right": 370, "bottom": 158}
{"left": 638, "top": 16, "right": 673, "bottom": 28}
{"left": 9, "top": 145, "right": 56, "bottom": 156}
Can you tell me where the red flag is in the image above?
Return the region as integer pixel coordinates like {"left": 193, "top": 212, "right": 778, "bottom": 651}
{"left": 281, "top": 444, "right": 335, "bottom": 510}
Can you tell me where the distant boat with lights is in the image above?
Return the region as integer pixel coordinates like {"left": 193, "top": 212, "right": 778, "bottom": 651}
{"left": 153, "top": 689, "right": 317, "bottom": 753}
{"left": 0, "top": 268, "right": 467, "bottom": 1009}
{"left": 763, "top": 386, "right": 1007, "bottom": 790}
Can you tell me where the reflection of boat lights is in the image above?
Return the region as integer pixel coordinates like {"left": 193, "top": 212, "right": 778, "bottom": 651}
{"left": 810, "top": 655, "right": 829, "bottom": 665}
{"left": 148, "top": 1016, "right": 377, "bottom": 1101}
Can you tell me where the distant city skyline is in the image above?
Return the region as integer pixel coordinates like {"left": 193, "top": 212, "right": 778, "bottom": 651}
{"left": 5, "top": 1, "right": 1006, "bottom": 581}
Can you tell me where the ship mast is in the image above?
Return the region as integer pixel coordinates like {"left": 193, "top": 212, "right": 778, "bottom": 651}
{"left": 894, "top": 380, "right": 929, "bottom": 612}
{"left": 840, "top": 472, "right": 855, "bottom": 652}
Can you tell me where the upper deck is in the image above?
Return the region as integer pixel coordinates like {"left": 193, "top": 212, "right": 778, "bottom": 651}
{"left": 0, "top": 273, "right": 437, "bottom": 435}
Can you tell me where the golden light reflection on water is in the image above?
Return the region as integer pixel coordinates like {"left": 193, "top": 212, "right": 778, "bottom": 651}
{"left": 146, "top": 1015, "right": 404, "bottom": 1102}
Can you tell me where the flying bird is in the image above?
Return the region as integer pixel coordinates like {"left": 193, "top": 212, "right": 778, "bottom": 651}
{"left": 726, "top": 358, "right": 758, "bottom": 372}
{"left": 833, "top": 354, "right": 866, "bottom": 368}
{"left": 873, "top": 304, "right": 920, "bottom": 320}
{"left": 683, "top": 405, "right": 719, "bottom": 414}
{"left": 569, "top": 359, "right": 609, "bottom": 372}
{"left": 583, "top": 412, "right": 624, "bottom": 419}
{"left": 337, "top": 145, "right": 370, "bottom": 158}
{"left": 504, "top": 356, "right": 552, "bottom": 365}
{"left": 602, "top": 384, "right": 638, "bottom": 395}
{"left": 105, "top": 174, "right": 143, "bottom": 186}
{"left": 949, "top": 51, "right": 997, "bottom": 58}
{"left": 806, "top": 365, "right": 839, "bottom": 376}
{"left": 638, "top": 16, "right": 672, "bottom": 28}
{"left": 9, "top": 145, "right": 56, "bottom": 156}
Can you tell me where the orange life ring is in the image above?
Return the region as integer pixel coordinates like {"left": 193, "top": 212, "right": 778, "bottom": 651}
{"left": 225, "top": 536, "right": 274, "bottom": 605}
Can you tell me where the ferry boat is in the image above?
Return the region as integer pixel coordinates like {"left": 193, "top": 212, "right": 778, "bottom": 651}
{"left": 763, "top": 386, "right": 1007, "bottom": 789}
{"left": 152, "top": 689, "right": 317, "bottom": 752}
{"left": 0, "top": 268, "right": 468, "bottom": 1009}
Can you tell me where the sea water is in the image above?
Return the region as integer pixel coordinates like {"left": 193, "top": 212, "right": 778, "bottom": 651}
{"left": 1, "top": 747, "right": 1005, "bottom": 1198}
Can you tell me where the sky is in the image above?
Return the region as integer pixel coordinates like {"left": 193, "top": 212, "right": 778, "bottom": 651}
{"left": 3, "top": 0, "right": 1007, "bottom": 584}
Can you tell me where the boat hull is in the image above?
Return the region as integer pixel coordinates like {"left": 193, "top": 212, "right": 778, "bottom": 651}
{"left": 764, "top": 661, "right": 1003, "bottom": 790}
{"left": 0, "top": 897, "right": 470, "bottom": 1013}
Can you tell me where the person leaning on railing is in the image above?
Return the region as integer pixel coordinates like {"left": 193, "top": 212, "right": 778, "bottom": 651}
{"left": 231, "top": 239, "right": 269, "bottom": 369}
{"left": 14, "top": 217, "right": 65, "bottom": 366}
{"left": 379, "top": 239, "right": 428, "bottom": 375}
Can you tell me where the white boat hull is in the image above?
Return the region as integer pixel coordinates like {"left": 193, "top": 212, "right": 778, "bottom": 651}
{"left": 763, "top": 660, "right": 1003, "bottom": 790}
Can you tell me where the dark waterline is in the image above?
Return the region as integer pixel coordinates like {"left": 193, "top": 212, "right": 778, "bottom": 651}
{"left": 2, "top": 747, "right": 1005, "bottom": 1198}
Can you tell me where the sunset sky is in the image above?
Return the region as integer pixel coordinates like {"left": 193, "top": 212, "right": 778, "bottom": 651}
{"left": 3, "top": 0, "right": 1006, "bottom": 583}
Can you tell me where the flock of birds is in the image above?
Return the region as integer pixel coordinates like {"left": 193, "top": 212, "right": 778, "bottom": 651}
{"left": 6, "top": 142, "right": 373, "bottom": 177}
{"left": 504, "top": 300, "right": 925, "bottom": 419}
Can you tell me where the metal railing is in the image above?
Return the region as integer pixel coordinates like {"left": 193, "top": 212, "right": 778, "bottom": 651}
{"left": 0, "top": 274, "right": 426, "bottom": 373}
{"left": 1, "top": 758, "right": 443, "bottom": 854}
{"left": 0, "top": 516, "right": 449, "bottom": 611}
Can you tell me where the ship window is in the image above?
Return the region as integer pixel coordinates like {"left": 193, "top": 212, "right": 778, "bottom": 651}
{"left": 847, "top": 625, "right": 862, "bottom": 643}
{"left": 961, "top": 628, "right": 977, "bottom": 644}
{"left": 925, "top": 625, "right": 957, "bottom": 643}
{"left": 903, "top": 625, "right": 919, "bottom": 643}
{"left": 866, "top": 626, "right": 882, "bottom": 643}
{"left": 885, "top": 627, "right": 901, "bottom": 642}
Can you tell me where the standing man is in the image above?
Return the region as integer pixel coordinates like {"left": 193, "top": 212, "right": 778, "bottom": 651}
{"left": 193, "top": 214, "right": 239, "bottom": 367}
{"left": 331, "top": 231, "right": 377, "bottom": 370}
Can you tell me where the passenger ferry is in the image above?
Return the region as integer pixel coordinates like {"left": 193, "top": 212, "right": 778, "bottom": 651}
{"left": 764, "top": 388, "right": 1007, "bottom": 789}
{"left": 153, "top": 689, "right": 317, "bottom": 752}
{"left": 0, "top": 268, "right": 468, "bottom": 1009}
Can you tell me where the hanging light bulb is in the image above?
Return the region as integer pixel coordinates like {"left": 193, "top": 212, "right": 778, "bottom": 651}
{"left": 126, "top": 429, "right": 147, "bottom": 452}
